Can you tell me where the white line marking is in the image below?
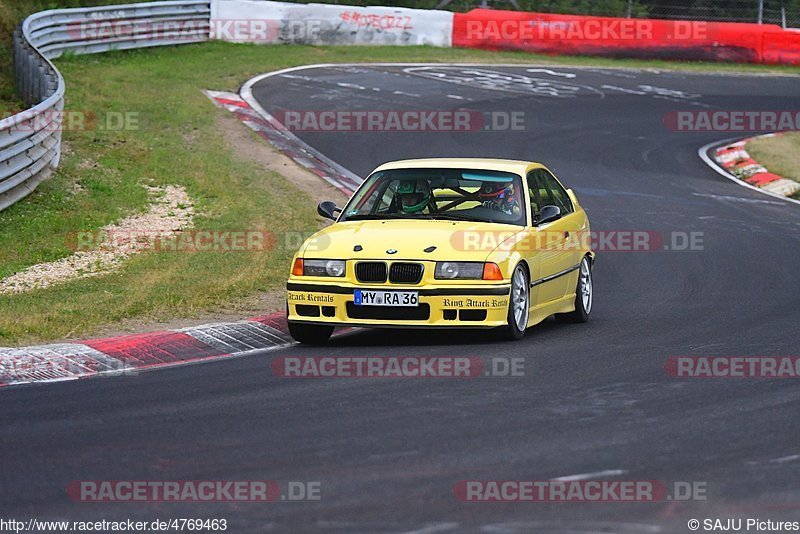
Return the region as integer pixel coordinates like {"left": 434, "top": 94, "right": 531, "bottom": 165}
{"left": 552, "top": 469, "right": 627, "bottom": 481}
{"left": 693, "top": 192, "right": 786, "bottom": 205}
{"left": 403, "top": 66, "right": 605, "bottom": 99}
{"left": 337, "top": 82, "right": 366, "bottom": 90}
{"left": 279, "top": 73, "right": 314, "bottom": 82}
{"left": 246, "top": 62, "right": 796, "bottom": 77}
{"left": 393, "top": 90, "right": 420, "bottom": 97}
{"left": 399, "top": 523, "right": 459, "bottom": 534}
{"left": 246, "top": 64, "right": 799, "bottom": 210}
{"left": 770, "top": 454, "right": 800, "bottom": 464}
{"left": 638, "top": 84, "right": 701, "bottom": 100}
{"left": 601, "top": 84, "right": 647, "bottom": 95}
{"left": 526, "top": 68, "right": 577, "bottom": 78}
{"left": 446, "top": 94, "right": 465, "bottom": 100}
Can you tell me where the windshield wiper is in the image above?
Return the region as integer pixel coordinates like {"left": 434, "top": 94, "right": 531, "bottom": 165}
{"left": 346, "top": 213, "right": 502, "bottom": 223}
{"left": 345, "top": 213, "right": 407, "bottom": 221}
{"left": 427, "top": 213, "right": 477, "bottom": 222}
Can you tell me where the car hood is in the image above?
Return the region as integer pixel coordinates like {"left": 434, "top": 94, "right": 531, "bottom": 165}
{"left": 300, "top": 219, "right": 524, "bottom": 262}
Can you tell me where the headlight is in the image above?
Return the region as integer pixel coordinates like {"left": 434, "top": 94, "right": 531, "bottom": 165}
{"left": 303, "top": 259, "right": 346, "bottom": 277}
{"left": 435, "top": 261, "right": 485, "bottom": 280}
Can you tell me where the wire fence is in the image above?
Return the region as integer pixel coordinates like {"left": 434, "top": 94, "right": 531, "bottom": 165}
{"left": 637, "top": 1, "right": 799, "bottom": 26}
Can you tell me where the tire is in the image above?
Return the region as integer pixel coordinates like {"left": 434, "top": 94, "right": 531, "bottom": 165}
{"left": 498, "top": 263, "right": 530, "bottom": 341}
{"left": 288, "top": 321, "right": 334, "bottom": 344}
{"left": 556, "top": 256, "right": 593, "bottom": 324}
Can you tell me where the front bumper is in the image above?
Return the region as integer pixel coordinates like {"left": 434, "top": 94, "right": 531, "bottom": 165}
{"left": 286, "top": 282, "right": 511, "bottom": 328}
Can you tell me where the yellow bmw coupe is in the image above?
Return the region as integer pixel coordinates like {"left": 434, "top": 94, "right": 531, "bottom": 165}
{"left": 286, "top": 158, "right": 594, "bottom": 343}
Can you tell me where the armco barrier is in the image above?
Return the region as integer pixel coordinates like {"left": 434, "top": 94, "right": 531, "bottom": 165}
{"left": 1, "top": 1, "right": 210, "bottom": 212}
{"left": 3, "top": 1, "right": 800, "bottom": 213}
{"left": 452, "top": 9, "right": 799, "bottom": 65}
{"left": 212, "top": 0, "right": 453, "bottom": 47}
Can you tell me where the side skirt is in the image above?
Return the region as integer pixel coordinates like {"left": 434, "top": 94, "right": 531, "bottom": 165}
{"left": 527, "top": 293, "right": 576, "bottom": 327}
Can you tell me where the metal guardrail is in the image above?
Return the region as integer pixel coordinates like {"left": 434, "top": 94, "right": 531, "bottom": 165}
{"left": 1, "top": 1, "right": 211, "bottom": 212}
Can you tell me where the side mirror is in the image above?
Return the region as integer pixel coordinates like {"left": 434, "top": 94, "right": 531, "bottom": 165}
{"left": 536, "top": 205, "right": 561, "bottom": 225}
{"left": 317, "top": 201, "right": 341, "bottom": 221}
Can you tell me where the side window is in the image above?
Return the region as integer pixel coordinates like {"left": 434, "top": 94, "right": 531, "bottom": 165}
{"left": 537, "top": 170, "right": 574, "bottom": 215}
{"left": 527, "top": 171, "right": 549, "bottom": 219}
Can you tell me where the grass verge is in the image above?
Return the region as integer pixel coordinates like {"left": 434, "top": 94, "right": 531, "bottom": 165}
{"left": 0, "top": 0, "right": 163, "bottom": 113}
{"left": 746, "top": 133, "right": 800, "bottom": 200}
{"left": 0, "top": 41, "right": 798, "bottom": 345}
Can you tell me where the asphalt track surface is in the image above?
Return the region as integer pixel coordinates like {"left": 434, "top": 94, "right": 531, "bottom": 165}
{"left": 3, "top": 65, "right": 800, "bottom": 533}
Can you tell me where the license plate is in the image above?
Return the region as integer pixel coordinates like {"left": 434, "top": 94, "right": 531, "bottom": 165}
{"left": 354, "top": 290, "right": 419, "bottom": 307}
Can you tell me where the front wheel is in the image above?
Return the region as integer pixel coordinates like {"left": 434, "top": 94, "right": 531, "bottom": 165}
{"left": 498, "top": 263, "right": 529, "bottom": 341}
{"left": 556, "top": 256, "right": 592, "bottom": 323}
{"left": 288, "top": 322, "right": 334, "bottom": 344}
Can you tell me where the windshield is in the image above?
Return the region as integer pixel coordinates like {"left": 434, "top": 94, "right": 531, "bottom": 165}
{"left": 341, "top": 168, "right": 526, "bottom": 226}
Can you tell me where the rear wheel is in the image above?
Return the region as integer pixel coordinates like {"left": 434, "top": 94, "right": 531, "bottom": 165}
{"left": 498, "top": 263, "right": 529, "bottom": 341}
{"left": 288, "top": 322, "right": 334, "bottom": 344}
{"left": 556, "top": 256, "right": 592, "bottom": 323}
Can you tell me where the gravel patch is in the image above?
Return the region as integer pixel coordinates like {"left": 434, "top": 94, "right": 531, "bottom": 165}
{"left": 0, "top": 185, "right": 194, "bottom": 295}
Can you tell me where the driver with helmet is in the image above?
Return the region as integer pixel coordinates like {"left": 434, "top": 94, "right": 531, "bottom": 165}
{"left": 395, "top": 180, "right": 432, "bottom": 214}
{"left": 479, "top": 180, "right": 521, "bottom": 217}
